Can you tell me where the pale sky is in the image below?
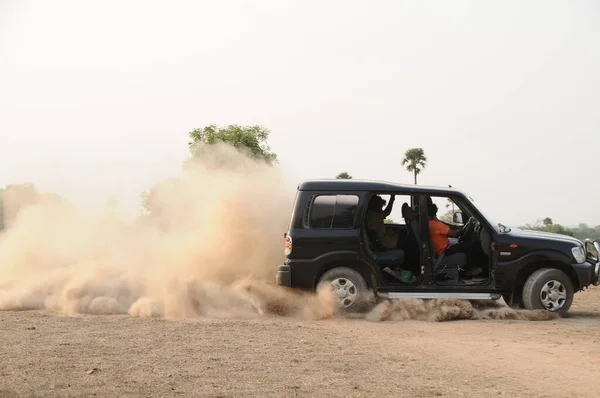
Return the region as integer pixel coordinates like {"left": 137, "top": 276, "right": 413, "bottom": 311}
{"left": 1, "top": 0, "right": 599, "bottom": 227}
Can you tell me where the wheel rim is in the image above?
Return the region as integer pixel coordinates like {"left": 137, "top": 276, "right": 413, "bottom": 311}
{"left": 539, "top": 279, "right": 568, "bottom": 311}
{"left": 329, "top": 278, "right": 358, "bottom": 308}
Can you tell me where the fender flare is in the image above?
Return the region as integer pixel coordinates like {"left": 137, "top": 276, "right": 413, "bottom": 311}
{"left": 499, "top": 250, "right": 576, "bottom": 291}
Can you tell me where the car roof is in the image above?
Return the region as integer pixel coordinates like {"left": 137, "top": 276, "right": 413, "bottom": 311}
{"left": 297, "top": 179, "right": 463, "bottom": 196}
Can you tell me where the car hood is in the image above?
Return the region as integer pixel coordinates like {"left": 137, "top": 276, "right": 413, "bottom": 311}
{"left": 507, "top": 229, "right": 582, "bottom": 246}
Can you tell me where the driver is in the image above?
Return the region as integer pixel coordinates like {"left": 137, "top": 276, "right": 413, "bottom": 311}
{"left": 428, "top": 201, "right": 482, "bottom": 275}
{"left": 428, "top": 202, "right": 460, "bottom": 256}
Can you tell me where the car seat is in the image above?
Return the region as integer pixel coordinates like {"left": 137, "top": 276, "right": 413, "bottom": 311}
{"left": 433, "top": 250, "right": 468, "bottom": 273}
{"left": 361, "top": 223, "right": 405, "bottom": 268}
{"left": 401, "top": 203, "right": 419, "bottom": 244}
{"left": 400, "top": 203, "right": 421, "bottom": 261}
{"left": 426, "top": 223, "right": 468, "bottom": 280}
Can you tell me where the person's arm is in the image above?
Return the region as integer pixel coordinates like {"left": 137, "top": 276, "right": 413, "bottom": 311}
{"left": 436, "top": 216, "right": 460, "bottom": 231}
{"left": 447, "top": 228, "right": 460, "bottom": 238}
{"left": 445, "top": 221, "right": 461, "bottom": 230}
{"left": 438, "top": 221, "right": 460, "bottom": 238}
{"left": 383, "top": 195, "right": 395, "bottom": 217}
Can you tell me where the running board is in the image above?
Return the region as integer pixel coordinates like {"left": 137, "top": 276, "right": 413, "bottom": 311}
{"left": 377, "top": 292, "right": 501, "bottom": 300}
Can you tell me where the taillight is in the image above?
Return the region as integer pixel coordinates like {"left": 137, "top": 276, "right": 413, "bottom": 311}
{"left": 284, "top": 235, "right": 292, "bottom": 256}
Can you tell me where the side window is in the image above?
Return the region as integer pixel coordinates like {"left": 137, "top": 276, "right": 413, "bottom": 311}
{"left": 375, "top": 194, "right": 414, "bottom": 225}
{"left": 332, "top": 195, "right": 360, "bottom": 228}
{"left": 309, "top": 195, "right": 336, "bottom": 228}
{"left": 305, "top": 194, "right": 359, "bottom": 229}
{"left": 428, "top": 196, "right": 466, "bottom": 225}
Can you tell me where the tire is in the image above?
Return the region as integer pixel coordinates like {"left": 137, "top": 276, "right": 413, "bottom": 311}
{"left": 522, "top": 268, "right": 574, "bottom": 316}
{"left": 502, "top": 292, "right": 524, "bottom": 309}
{"left": 317, "top": 267, "right": 373, "bottom": 313}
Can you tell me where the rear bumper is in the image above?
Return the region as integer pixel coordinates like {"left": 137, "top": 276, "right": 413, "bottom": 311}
{"left": 276, "top": 265, "right": 292, "bottom": 287}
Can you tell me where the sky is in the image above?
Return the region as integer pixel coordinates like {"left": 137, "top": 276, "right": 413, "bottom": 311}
{"left": 1, "top": 0, "right": 599, "bottom": 227}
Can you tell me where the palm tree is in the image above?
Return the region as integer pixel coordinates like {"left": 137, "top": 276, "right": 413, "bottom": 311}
{"left": 401, "top": 148, "right": 427, "bottom": 184}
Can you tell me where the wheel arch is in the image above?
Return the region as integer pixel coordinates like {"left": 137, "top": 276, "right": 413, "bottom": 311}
{"left": 513, "top": 260, "right": 578, "bottom": 296}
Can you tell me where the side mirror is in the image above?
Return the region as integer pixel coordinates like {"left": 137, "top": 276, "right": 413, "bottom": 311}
{"left": 453, "top": 211, "right": 464, "bottom": 224}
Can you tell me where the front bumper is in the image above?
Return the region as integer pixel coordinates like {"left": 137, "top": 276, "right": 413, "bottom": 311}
{"left": 276, "top": 265, "right": 292, "bottom": 287}
{"left": 593, "top": 262, "right": 600, "bottom": 286}
{"left": 573, "top": 261, "right": 600, "bottom": 288}
{"left": 584, "top": 240, "right": 600, "bottom": 286}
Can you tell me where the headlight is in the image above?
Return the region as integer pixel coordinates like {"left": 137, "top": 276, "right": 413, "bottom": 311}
{"left": 572, "top": 246, "right": 586, "bottom": 263}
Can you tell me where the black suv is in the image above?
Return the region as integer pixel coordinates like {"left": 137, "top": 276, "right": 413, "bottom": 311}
{"left": 276, "top": 179, "right": 600, "bottom": 315}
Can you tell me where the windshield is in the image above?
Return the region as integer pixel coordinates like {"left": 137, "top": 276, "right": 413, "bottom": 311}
{"left": 466, "top": 195, "right": 506, "bottom": 233}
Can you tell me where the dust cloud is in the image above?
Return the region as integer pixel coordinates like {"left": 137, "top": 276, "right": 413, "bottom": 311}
{"left": 363, "top": 298, "right": 557, "bottom": 322}
{"left": 0, "top": 143, "right": 323, "bottom": 319}
{"left": 0, "top": 144, "right": 555, "bottom": 322}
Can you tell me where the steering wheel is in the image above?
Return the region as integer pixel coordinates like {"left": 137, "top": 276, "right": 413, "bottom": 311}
{"left": 458, "top": 217, "right": 476, "bottom": 242}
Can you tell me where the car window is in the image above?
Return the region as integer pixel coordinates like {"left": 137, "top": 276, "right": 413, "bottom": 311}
{"left": 306, "top": 194, "right": 359, "bottom": 229}
{"left": 428, "top": 195, "right": 470, "bottom": 225}
{"left": 376, "top": 194, "right": 412, "bottom": 225}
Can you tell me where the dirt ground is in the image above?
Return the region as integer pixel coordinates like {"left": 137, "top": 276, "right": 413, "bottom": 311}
{"left": 1, "top": 287, "right": 600, "bottom": 398}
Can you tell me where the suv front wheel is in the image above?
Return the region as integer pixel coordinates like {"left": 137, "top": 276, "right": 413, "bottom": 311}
{"left": 317, "top": 267, "right": 373, "bottom": 312}
{"left": 522, "top": 268, "right": 574, "bottom": 316}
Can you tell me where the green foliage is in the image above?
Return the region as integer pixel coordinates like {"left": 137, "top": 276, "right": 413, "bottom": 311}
{"left": 521, "top": 218, "right": 600, "bottom": 241}
{"left": 521, "top": 219, "right": 573, "bottom": 236}
{"left": 570, "top": 224, "right": 600, "bottom": 241}
{"left": 384, "top": 218, "right": 395, "bottom": 224}
{"left": 140, "top": 177, "right": 181, "bottom": 216}
{"left": 335, "top": 172, "right": 352, "bottom": 179}
{"left": 537, "top": 224, "right": 575, "bottom": 237}
{"left": 144, "top": 124, "right": 278, "bottom": 216}
{"left": 187, "top": 124, "right": 277, "bottom": 165}
{"left": 401, "top": 148, "right": 427, "bottom": 184}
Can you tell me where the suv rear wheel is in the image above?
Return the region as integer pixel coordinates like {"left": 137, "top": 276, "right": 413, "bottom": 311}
{"left": 522, "top": 268, "right": 574, "bottom": 316}
{"left": 317, "top": 267, "right": 373, "bottom": 312}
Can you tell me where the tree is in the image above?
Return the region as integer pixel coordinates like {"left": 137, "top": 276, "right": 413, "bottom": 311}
{"left": 541, "top": 224, "right": 574, "bottom": 237}
{"left": 0, "top": 183, "right": 40, "bottom": 226}
{"left": 0, "top": 183, "right": 66, "bottom": 229}
{"left": 140, "top": 177, "right": 182, "bottom": 217}
{"left": 187, "top": 124, "right": 277, "bottom": 165}
{"left": 520, "top": 218, "right": 575, "bottom": 237}
{"left": 401, "top": 148, "right": 427, "bottom": 184}
{"left": 143, "top": 124, "right": 278, "bottom": 217}
{"left": 336, "top": 172, "right": 352, "bottom": 179}
{"left": 440, "top": 209, "right": 455, "bottom": 224}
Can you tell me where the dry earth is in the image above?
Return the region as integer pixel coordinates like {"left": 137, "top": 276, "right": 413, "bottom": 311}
{"left": 2, "top": 287, "right": 600, "bottom": 398}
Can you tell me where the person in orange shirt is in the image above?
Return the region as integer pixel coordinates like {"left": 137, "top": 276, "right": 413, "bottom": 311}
{"left": 428, "top": 203, "right": 461, "bottom": 256}
{"left": 427, "top": 201, "right": 482, "bottom": 276}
